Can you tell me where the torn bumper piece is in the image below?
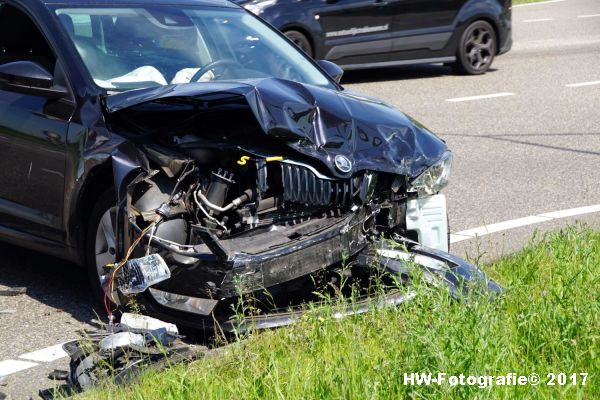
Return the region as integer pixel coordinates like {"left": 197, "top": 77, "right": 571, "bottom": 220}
{"left": 223, "top": 290, "right": 417, "bottom": 334}
{"left": 225, "top": 240, "right": 501, "bottom": 332}
{"left": 359, "top": 240, "right": 503, "bottom": 297}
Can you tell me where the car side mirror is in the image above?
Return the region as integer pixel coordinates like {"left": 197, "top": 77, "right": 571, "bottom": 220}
{"left": 0, "top": 61, "right": 68, "bottom": 98}
{"left": 317, "top": 60, "right": 344, "bottom": 84}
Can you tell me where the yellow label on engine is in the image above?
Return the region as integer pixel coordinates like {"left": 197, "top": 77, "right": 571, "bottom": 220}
{"left": 237, "top": 156, "right": 251, "bottom": 166}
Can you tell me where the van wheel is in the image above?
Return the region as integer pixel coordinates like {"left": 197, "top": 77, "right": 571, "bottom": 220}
{"left": 453, "top": 20, "right": 497, "bottom": 75}
{"left": 284, "top": 30, "right": 313, "bottom": 58}
{"left": 86, "top": 189, "right": 117, "bottom": 313}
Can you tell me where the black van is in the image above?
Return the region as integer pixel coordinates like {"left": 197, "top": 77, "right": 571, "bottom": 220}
{"left": 238, "top": 0, "right": 512, "bottom": 74}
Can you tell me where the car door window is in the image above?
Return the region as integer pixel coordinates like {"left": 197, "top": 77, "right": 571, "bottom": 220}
{"left": 0, "top": 4, "right": 70, "bottom": 240}
{"left": 0, "top": 4, "right": 56, "bottom": 71}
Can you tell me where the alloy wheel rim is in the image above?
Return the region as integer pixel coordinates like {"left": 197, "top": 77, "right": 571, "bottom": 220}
{"left": 94, "top": 207, "right": 117, "bottom": 287}
{"left": 465, "top": 27, "right": 494, "bottom": 71}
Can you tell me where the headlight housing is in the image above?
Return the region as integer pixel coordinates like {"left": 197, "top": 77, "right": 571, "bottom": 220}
{"left": 244, "top": 0, "right": 277, "bottom": 15}
{"left": 409, "top": 151, "right": 453, "bottom": 196}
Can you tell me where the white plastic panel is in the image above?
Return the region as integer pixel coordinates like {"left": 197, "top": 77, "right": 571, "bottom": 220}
{"left": 406, "top": 194, "right": 449, "bottom": 253}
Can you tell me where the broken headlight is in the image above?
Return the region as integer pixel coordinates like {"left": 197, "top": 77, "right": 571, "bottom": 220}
{"left": 409, "top": 151, "right": 453, "bottom": 196}
{"left": 118, "top": 254, "right": 171, "bottom": 295}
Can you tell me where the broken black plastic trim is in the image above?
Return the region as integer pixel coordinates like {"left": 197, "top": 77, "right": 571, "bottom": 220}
{"left": 220, "top": 213, "right": 368, "bottom": 298}
{"left": 410, "top": 244, "right": 503, "bottom": 295}
{"left": 358, "top": 240, "right": 503, "bottom": 297}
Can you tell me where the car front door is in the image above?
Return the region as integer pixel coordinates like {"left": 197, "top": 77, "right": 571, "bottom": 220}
{"left": 0, "top": 3, "right": 73, "bottom": 242}
{"left": 387, "top": 0, "right": 468, "bottom": 56}
{"left": 316, "top": 0, "right": 393, "bottom": 67}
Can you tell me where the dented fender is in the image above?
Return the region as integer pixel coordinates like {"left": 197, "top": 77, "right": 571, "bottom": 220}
{"left": 110, "top": 143, "right": 153, "bottom": 259}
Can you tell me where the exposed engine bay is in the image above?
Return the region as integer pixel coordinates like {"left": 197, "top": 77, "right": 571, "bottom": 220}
{"left": 137, "top": 144, "right": 406, "bottom": 251}
{"left": 100, "top": 78, "right": 495, "bottom": 330}
{"left": 121, "top": 141, "right": 414, "bottom": 303}
{"left": 108, "top": 135, "right": 454, "bottom": 330}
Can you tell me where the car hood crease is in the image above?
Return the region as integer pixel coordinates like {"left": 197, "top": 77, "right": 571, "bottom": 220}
{"left": 105, "top": 78, "right": 448, "bottom": 178}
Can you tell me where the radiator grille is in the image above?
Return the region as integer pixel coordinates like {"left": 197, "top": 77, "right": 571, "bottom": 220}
{"left": 281, "top": 163, "right": 355, "bottom": 207}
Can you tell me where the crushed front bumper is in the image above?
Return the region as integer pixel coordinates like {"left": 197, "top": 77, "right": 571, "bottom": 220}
{"left": 131, "top": 193, "right": 484, "bottom": 330}
{"left": 140, "top": 234, "right": 500, "bottom": 332}
{"left": 220, "top": 239, "right": 502, "bottom": 332}
{"left": 147, "top": 195, "right": 450, "bottom": 301}
{"left": 148, "top": 211, "right": 370, "bottom": 301}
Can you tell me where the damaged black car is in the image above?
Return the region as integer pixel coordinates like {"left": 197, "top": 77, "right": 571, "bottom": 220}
{"left": 0, "top": 0, "right": 498, "bottom": 332}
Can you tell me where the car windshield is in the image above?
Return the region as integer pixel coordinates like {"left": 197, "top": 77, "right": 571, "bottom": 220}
{"left": 52, "top": 5, "right": 334, "bottom": 91}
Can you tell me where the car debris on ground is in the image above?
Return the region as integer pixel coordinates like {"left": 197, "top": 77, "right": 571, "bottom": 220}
{"left": 39, "top": 313, "right": 208, "bottom": 399}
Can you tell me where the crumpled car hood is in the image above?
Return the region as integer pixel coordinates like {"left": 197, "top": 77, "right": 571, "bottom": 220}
{"left": 105, "top": 78, "right": 448, "bottom": 179}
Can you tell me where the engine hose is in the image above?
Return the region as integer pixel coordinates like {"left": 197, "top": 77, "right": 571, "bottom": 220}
{"left": 196, "top": 189, "right": 254, "bottom": 213}
{"left": 130, "top": 222, "right": 215, "bottom": 258}
{"left": 193, "top": 190, "right": 228, "bottom": 231}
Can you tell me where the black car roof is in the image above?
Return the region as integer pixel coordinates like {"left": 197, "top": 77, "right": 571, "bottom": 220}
{"left": 42, "top": 0, "right": 237, "bottom": 8}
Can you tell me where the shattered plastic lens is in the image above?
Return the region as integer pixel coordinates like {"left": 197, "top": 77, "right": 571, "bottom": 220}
{"left": 409, "top": 151, "right": 453, "bottom": 196}
{"left": 118, "top": 254, "right": 171, "bottom": 295}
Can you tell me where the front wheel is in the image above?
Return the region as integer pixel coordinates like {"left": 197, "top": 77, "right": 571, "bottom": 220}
{"left": 85, "top": 189, "right": 118, "bottom": 313}
{"left": 453, "top": 20, "right": 497, "bottom": 75}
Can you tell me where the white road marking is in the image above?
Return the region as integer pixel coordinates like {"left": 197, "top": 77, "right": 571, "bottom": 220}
{"left": 451, "top": 205, "right": 600, "bottom": 243}
{"left": 449, "top": 233, "right": 474, "bottom": 243}
{"left": 455, "top": 216, "right": 552, "bottom": 239}
{"left": 0, "top": 360, "right": 38, "bottom": 377}
{"left": 577, "top": 14, "right": 600, "bottom": 18}
{"left": 523, "top": 18, "right": 554, "bottom": 23}
{"left": 566, "top": 80, "right": 600, "bottom": 88}
{"left": 20, "top": 343, "right": 68, "bottom": 363}
{"left": 513, "top": 0, "right": 566, "bottom": 7}
{"left": 0, "top": 343, "right": 70, "bottom": 378}
{"left": 446, "top": 92, "right": 515, "bottom": 103}
{"left": 538, "top": 205, "right": 600, "bottom": 219}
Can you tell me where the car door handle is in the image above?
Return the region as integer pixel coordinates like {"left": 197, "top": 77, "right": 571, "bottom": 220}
{"left": 374, "top": 0, "right": 388, "bottom": 5}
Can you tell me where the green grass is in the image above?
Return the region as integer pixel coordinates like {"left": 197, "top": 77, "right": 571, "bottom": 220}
{"left": 81, "top": 226, "right": 599, "bottom": 399}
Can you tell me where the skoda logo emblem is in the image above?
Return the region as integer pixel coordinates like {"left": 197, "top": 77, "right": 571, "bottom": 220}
{"left": 334, "top": 155, "right": 353, "bottom": 173}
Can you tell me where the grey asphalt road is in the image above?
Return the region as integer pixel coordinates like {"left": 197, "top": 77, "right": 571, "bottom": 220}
{"left": 1, "top": 0, "right": 599, "bottom": 398}
{"left": 344, "top": 0, "right": 600, "bottom": 258}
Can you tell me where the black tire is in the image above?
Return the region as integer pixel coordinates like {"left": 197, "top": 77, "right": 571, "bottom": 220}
{"left": 85, "top": 189, "right": 117, "bottom": 314}
{"left": 453, "top": 20, "right": 497, "bottom": 75}
{"left": 284, "top": 30, "right": 313, "bottom": 58}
